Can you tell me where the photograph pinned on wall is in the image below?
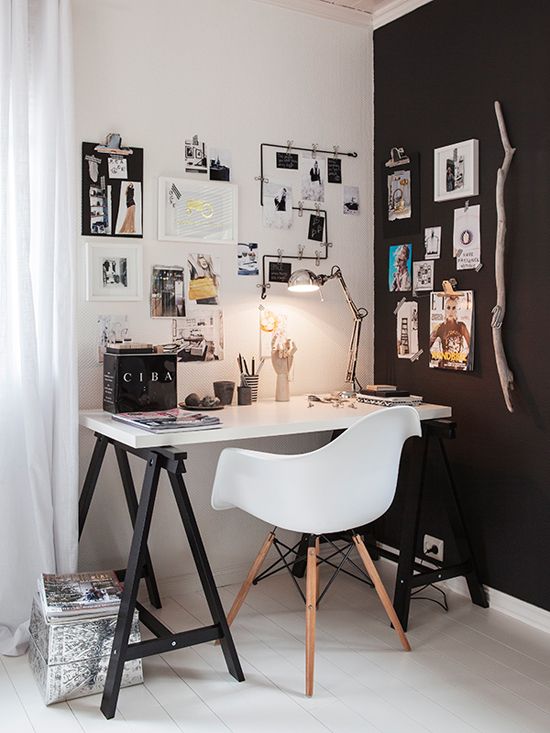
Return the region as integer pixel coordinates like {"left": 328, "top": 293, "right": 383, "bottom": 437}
{"left": 387, "top": 168, "right": 411, "bottom": 221}
{"left": 429, "top": 290, "right": 474, "bottom": 371}
{"left": 115, "top": 181, "right": 142, "bottom": 236}
{"left": 424, "top": 226, "right": 441, "bottom": 259}
{"left": 308, "top": 214, "right": 325, "bottom": 242}
{"left": 453, "top": 204, "right": 481, "bottom": 270}
{"left": 158, "top": 177, "right": 238, "bottom": 244}
{"left": 97, "top": 314, "right": 130, "bottom": 363}
{"left": 263, "top": 182, "right": 293, "bottom": 229}
{"left": 434, "top": 139, "right": 479, "bottom": 202}
{"left": 108, "top": 157, "right": 128, "bottom": 179}
{"left": 82, "top": 141, "right": 143, "bottom": 238}
{"left": 301, "top": 155, "right": 325, "bottom": 203}
{"left": 238, "top": 242, "right": 259, "bottom": 276}
{"left": 185, "top": 135, "right": 207, "bottom": 174}
{"left": 388, "top": 243, "right": 412, "bottom": 292}
{"left": 150, "top": 266, "right": 185, "bottom": 318}
{"left": 276, "top": 151, "right": 299, "bottom": 170}
{"left": 175, "top": 310, "right": 224, "bottom": 362}
{"left": 413, "top": 260, "right": 434, "bottom": 293}
{"left": 327, "top": 157, "right": 342, "bottom": 184}
{"left": 343, "top": 186, "right": 360, "bottom": 215}
{"left": 259, "top": 306, "right": 288, "bottom": 359}
{"left": 396, "top": 301, "right": 419, "bottom": 360}
{"left": 209, "top": 148, "right": 231, "bottom": 182}
{"left": 86, "top": 242, "right": 142, "bottom": 301}
{"left": 187, "top": 253, "right": 221, "bottom": 311}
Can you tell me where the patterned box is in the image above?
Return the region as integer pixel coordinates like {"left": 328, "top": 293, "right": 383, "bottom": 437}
{"left": 28, "top": 596, "right": 143, "bottom": 705}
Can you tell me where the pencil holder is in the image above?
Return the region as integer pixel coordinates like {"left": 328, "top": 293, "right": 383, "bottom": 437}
{"left": 241, "top": 374, "right": 259, "bottom": 402}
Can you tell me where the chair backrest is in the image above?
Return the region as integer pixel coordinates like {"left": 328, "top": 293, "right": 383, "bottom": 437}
{"left": 211, "top": 406, "right": 421, "bottom": 535}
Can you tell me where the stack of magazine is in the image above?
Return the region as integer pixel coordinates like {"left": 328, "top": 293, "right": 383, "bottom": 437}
{"left": 37, "top": 570, "right": 124, "bottom": 623}
{"left": 112, "top": 408, "right": 222, "bottom": 432}
{"left": 357, "top": 385, "right": 423, "bottom": 408}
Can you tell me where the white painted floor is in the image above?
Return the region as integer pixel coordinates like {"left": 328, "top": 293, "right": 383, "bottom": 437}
{"left": 3, "top": 563, "right": 550, "bottom": 732}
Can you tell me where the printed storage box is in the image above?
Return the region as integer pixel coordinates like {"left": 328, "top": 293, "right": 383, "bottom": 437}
{"left": 28, "top": 596, "right": 143, "bottom": 705}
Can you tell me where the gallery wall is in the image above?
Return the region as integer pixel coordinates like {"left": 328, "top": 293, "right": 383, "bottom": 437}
{"left": 74, "top": 0, "right": 373, "bottom": 585}
{"left": 374, "top": 0, "right": 550, "bottom": 610}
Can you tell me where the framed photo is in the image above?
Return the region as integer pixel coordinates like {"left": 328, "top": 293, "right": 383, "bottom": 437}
{"left": 85, "top": 241, "right": 142, "bottom": 301}
{"left": 158, "top": 177, "right": 238, "bottom": 244}
{"left": 382, "top": 153, "right": 420, "bottom": 237}
{"left": 434, "top": 139, "right": 479, "bottom": 202}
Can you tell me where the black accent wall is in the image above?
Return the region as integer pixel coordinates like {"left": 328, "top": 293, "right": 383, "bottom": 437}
{"left": 374, "top": 0, "right": 550, "bottom": 609}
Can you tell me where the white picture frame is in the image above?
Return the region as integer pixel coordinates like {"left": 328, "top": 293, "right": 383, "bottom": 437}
{"left": 85, "top": 241, "right": 143, "bottom": 301}
{"left": 434, "top": 139, "right": 479, "bottom": 202}
{"left": 158, "top": 177, "right": 238, "bottom": 244}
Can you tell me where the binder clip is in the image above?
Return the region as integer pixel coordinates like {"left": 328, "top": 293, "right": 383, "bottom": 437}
{"left": 333, "top": 145, "right": 340, "bottom": 158}
{"left": 298, "top": 244, "right": 305, "bottom": 260}
{"left": 311, "top": 143, "right": 318, "bottom": 159}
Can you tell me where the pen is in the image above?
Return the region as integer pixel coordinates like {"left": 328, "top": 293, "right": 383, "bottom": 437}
{"left": 242, "top": 358, "right": 250, "bottom": 376}
{"left": 251, "top": 357, "right": 255, "bottom": 375}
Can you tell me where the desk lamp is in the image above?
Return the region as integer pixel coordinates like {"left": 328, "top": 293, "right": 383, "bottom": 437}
{"left": 287, "top": 265, "right": 368, "bottom": 392}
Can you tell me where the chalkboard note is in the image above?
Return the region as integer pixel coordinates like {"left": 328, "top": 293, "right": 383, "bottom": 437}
{"left": 269, "top": 261, "right": 292, "bottom": 283}
{"left": 308, "top": 214, "right": 325, "bottom": 242}
{"left": 327, "top": 157, "right": 342, "bottom": 183}
{"left": 276, "top": 152, "right": 299, "bottom": 170}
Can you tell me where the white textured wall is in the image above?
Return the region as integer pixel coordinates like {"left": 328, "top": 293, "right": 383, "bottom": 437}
{"left": 74, "top": 0, "right": 373, "bottom": 587}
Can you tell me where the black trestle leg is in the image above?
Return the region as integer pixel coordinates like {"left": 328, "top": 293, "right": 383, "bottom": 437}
{"left": 79, "top": 434, "right": 108, "bottom": 538}
{"left": 115, "top": 446, "right": 162, "bottom": 609}
{"left": 100, "top": 453, "right": 161, "bottom": 720}
{"left": 167, "top": 471, "right": 245, "bottom": 683}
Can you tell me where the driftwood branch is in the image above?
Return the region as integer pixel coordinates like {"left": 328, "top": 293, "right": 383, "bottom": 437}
{"left": 492, "top": 100, "right": 516, "bottom": 412}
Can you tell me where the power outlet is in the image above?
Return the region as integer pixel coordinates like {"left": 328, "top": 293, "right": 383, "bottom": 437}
{"left": 423, "top": 534, "right": 444, "bottom": 562}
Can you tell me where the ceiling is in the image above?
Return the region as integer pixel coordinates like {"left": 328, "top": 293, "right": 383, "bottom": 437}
{"left": 252, "top": 0, "right": 432, "bottom": 27}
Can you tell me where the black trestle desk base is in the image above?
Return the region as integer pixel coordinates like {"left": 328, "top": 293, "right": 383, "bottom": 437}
{"left": 79, "top": 434, "right": 244, "bottom": 720}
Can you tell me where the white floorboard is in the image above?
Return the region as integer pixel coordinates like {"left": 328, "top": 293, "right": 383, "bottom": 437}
{"left": 3, "top": 561, "right": 550, "bottom": 732}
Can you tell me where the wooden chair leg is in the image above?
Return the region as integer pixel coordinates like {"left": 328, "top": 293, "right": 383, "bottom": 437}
{"left": 226, "top": 530, "right": 275, "bottom": 627}
{"left": 352, "top": 534, "right": 411, "bottom": 652}
{"left": 305, "top": 536, "right": 318, "bottom": 696}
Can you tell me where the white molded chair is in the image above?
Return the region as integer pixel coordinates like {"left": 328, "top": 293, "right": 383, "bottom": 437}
{"left": 211, "top": 406, "right": 421, "bottom": 695}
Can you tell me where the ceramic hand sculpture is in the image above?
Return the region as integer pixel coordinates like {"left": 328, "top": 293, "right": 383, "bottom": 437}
{"left": 271, "top": 336, "right": 297, "bottom": 402}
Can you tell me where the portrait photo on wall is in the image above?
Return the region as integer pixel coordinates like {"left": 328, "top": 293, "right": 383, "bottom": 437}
{"left": 150, "top": 266, "right": 185, "bottom": 318}
{"left": 185, "top": 135, "right": 207, "bottom": 175}
{"left": 301, "top": 155, "right": 325, "bottom": 203}
{"left": 429, "top": 290, "right": 474, "bottom": 371}
{"left": 434, "top": 139, "right": 479, "bottom": 202}
{"left": 175, "top": 310, "right": 224, "bottom": 362}
{"left": 263, "top": 182, "right": 293, "bottom": 229}
{"left": 82, "top": 141, "right": 143, "bottom": 238}
{"left": 186, "top": 253, "right": 221, "bottom": 311}
{"left": 382, "top": 153, "right": 420, "bottom": 237}
{"left": 343, "top": 186, "right": 360, "bottom": 215}
{"left": 388, "top": 243, "right": 412, "bottom": 292}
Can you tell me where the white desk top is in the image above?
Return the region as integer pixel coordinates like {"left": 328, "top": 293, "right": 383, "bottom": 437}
{"left": 79, "top": 396, "right": 452, "bottom": 450}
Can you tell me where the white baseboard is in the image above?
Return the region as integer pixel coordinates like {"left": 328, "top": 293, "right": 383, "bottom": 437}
{"left": 155, "top": 544, "right": 550, "bottom": 636}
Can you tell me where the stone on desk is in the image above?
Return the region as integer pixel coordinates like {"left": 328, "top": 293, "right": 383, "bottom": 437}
{"left": 28, "top": 595, "right": 143, "bottom": 705}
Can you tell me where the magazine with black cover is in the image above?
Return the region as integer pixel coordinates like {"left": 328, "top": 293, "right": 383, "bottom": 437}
{"left": 112, "top": 408, "right": 222, "bottom": 432}
{"left": 39, "top": 571, "right": 123, "bottom": 619}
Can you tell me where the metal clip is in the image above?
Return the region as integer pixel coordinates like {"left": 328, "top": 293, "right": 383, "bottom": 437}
{"left": 326, "top": 240, "right": 333, "bottom": 249}
{"left": 464, "top": 199, "right": 469, "bottom": 212}
{"left": 311, "top": 143, "right": 318, "bottom": 159}
{"left": 455, "top": 249, "right": 463, "bottom": 258}
{"left": 298, "top": 201, "right": 304, "bottom": 217}
{"left": 475, "top": 262, "right": 483, "bottom": 272}
{"left": 277, "top": 249, "right": 283, "bottom": 263}
{"left": 254, "top": 175, "right": 269, "bottom": 183}
{"left": 298, "top": 244, "right": 305, "bottom": 260}
{"left": 286, "top": 139, "right": 293, "bottom": 154}
{"left": 442, "top": 278, "right": 458, "bottom": 294}
{"left": 393, "top": 297, "right": 406, "bottom": 314}
{"left": 333, "top": 145, "right": 340, "bottom": 158}
{"left": 410, "top": 349, "right": 424, "bottom": 363}
{"left": 315, "top": 203, "right": 321, "bottom": 216}
{"left": 315, "top": 250, "right": 321, "bottom": 267}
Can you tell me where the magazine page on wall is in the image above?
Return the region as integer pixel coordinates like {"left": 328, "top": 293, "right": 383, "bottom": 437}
{"left": 429, "top": 290, "right": 474, "bottom": 371}
{"left": 82, "top": 139, "right": 143, "bottom": 238}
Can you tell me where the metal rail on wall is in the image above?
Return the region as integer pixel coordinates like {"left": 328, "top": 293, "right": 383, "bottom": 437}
{"left": 255, "top": 141, "right": 358, "bottom": 299}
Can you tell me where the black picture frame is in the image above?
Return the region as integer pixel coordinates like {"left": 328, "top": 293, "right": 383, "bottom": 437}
{"left": 382, "top": 153, "right": 420, "bottom": 238}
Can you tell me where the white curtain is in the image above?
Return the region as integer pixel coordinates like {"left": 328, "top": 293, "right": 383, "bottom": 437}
{"left": 0, "top": 0, "right": 78, "bottom": 655}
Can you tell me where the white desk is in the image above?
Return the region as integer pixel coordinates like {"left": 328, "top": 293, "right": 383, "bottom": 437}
{"left": 79, "top": 395, "right": 452, "bottom": 449}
